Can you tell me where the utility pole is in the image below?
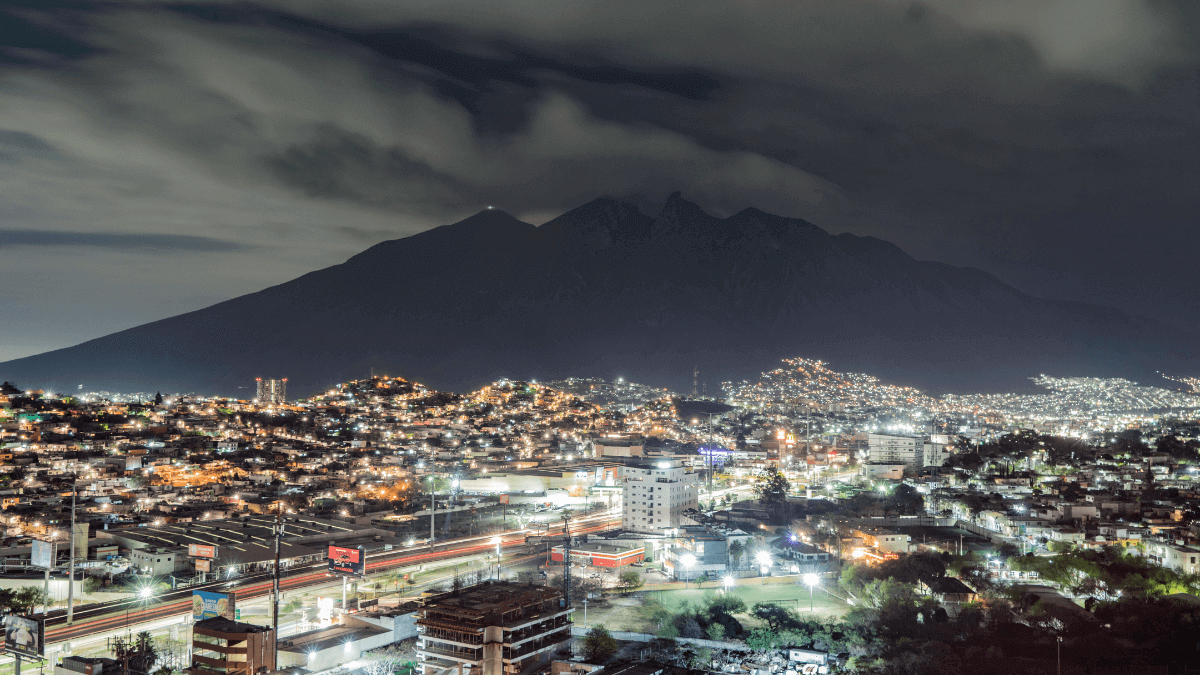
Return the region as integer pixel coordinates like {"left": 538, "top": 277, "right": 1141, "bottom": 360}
{"left": 66, "top": 476, "right": 77, "bottom": 625}
{"left": 706, "top": 412, "right": 717, "bottom": 503}
{"left": 273, "top": 510, "right": 284, "bottom": 650}
{"left": 562, "top": 514, "right": 572, "bottom": 608}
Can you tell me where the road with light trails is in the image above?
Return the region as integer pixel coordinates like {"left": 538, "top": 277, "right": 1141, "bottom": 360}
{"left": 39, "top": 512, "right": 618, "bottom": 644}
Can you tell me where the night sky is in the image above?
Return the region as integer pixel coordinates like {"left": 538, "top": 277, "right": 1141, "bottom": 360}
{"left": 2, "top": 1, "right": 1198, "bottom": 364}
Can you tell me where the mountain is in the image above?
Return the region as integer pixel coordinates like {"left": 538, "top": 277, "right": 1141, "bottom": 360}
{"left": 3, "top": 193, "right": 1196, "bottom": 397}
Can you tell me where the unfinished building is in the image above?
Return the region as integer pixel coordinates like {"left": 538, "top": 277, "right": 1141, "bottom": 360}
{"left": 416, "top": 581, "right": 572, "bottom": 675}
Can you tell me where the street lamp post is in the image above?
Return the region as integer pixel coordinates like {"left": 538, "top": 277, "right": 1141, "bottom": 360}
{"left": 681, "top": 553, "right": 696, "bottom": 589}
{"left": 803, "top": 573, "right": 819, "bottom": 611}
{"left": 491, "top": 536, "right": 503, "bottom": 580}
{"left": 756, "top": 551, "right": 771, "bottom": 584}
{"left": 127, "top": 586, "right": 153, "bottom": 638}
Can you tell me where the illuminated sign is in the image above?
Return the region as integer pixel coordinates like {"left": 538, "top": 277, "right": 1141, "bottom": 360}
{"left": 188, "top": 544, "right": 216, "bottom": 559}
{"left": 31, "top": 540, "right": 55, "bottom": 570}
{"left": 328, "top": 545, "right": 364, "bottom": 576}
{"left": 195, "top": 559, "right": 211, "bottom": 572}
{"left": 192, "top": 590, "right": 235, "bottom": 621}
{"left": 3, "top": 615, "right": 43, "bottom": 658}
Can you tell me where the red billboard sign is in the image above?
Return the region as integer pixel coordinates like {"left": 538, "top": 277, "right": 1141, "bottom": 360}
{"left": 189, "top": 544, "right": 216, "bottom": 558}
{"left": 328, "top": 545, "right": 364, "bottom": 576}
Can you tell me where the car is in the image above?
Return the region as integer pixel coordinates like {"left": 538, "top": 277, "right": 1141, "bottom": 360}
{"left": 630, "top": 562, "right": 644, "bottom": 567}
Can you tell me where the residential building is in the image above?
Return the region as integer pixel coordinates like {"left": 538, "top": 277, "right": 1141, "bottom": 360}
{"left": 867, "top": 434, "right": 949, "bottom": 468}
{"left": 415, "top": 581, "right": 571, "bottom": 675}
{"left": 619, "top": 458, "right": 698, "bottom": 534}
{"left": 1143, "top": 540, "right": 1200, "bottom": 575}
{"left": 254, "top": 378, "right": 287, "bottom": 405}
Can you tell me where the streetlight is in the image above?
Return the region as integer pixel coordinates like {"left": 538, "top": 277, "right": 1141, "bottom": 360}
{"left": 803, "top": 573, "right": 819, "bottom": 611}
{"left": 127, "top": 586, "right": 154, "bottom": 637}
{"left": 756, "top": 551, "right": 771, "bottom": 581}
{"left": 491, "top": 536, "right": 503, "bottom": 579}
{"left": 680, "top": 553, "right": 696, "bottom": 588}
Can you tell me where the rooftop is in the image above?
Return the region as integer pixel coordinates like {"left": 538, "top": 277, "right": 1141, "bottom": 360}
{"left": 419, "top": 581, "right": 566, "bottom": 629}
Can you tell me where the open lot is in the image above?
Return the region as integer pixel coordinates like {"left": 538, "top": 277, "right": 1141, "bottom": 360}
{"left": 578, "top": 579, "right": 852, "bottom": 635}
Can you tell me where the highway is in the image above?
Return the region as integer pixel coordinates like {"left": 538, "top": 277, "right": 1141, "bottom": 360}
{"left": 42, "top": 512, "right": 619, "bottom": 644}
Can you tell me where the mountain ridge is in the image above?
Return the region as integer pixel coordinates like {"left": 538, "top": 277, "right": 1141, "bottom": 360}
{"left": 2, "top": 194, "right": 1193, "bottom": 396}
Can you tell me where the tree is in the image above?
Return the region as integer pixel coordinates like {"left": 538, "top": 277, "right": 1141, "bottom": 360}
{"left": 751, "top": 602, "right": 801, "bottom": 631}
{"left": 706, "top": 623, "right": 726, "bottom": 640}
{"left": 888, "top": 484, "right": 924, "bottom": 515}
{"left": 113, "top": 631, "right": 158, "bottom": 675}
{"left": 754, "top": 467, "right": 791, "bottom": 504}
{"left": 10, "top": 587, "right": 46, "bottom": 614}
{"left": 362, "top": 646, "right": 407, "bottom": 675}
{"left": 582, "top": 626, "right": 618, "bottom": 663}
{"left": 728, "top": 540, "right": 746, "bottom": 570}
{"left": 617, "top": 570, "right": 644, "bottom": 594}
{"left": 82, "top": 577, "right": 103, "bottom": 594}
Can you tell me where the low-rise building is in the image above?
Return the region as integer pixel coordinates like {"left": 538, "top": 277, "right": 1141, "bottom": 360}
{"left": 190, "top": 617, "right": 275, "bottom": 675}
{"left": 416, "top": 582, "right": 571, "bottom": 675}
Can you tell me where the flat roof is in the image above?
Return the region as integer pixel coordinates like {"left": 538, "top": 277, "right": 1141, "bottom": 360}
{"left": 551, "top": 543, "right": 642, "bottom": 555}
{"left": 421, "top": 581, "right": 565, "bottom": 629}
{"left": 109, "top": 515, "right": 379, "bottom": 565}
{"left": 278, "top": 625, "right": 389, "bottom": 654}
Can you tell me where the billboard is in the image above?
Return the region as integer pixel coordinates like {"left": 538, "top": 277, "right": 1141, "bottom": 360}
{"left": 192, "top": 591, "right": 235, "bottom": 621}
{"left": 195, "top": 559, "right": 211, "bottom": 572}
{"left": 328, "top": 545, "right": 364, "bottom": 576}
{"left": 499, "top": 494, "right": 509, "bottom": 504}
{"left": 188, "top": 544, "right": 216, "bottom": 558}
{"left": 3, "top": 615, "right": 43, "bottom": 658}
{"left": 31, "top": 540, "right": 55, "bottom": 570}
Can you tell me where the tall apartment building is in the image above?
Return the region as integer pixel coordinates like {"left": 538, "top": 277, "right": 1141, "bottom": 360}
{"left": 867, "top": 434, "right": 949, "bottom": 468}
{"left": 254, "top": 378, "right": 287, "bottom": 405}
{"left": 415, "top": 581, "right": 571, "bottom": 675}
{"left": 619, "top": 458, "right": 699, "bottom": 534}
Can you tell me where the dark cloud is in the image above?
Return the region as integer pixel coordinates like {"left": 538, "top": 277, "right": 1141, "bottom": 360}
{"left": 0, "top": 0, "right": 1198, "bottom": 363}
{"left": 0, "top": 229, "right": 248, "bottom": 251}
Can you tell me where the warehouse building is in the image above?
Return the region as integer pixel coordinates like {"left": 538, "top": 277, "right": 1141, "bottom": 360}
{"left": 107, "top": 515, "right": 395, "bottom": 576}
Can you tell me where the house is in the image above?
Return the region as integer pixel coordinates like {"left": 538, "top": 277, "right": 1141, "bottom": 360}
{"left": 918, "top": 576, "right": 977, "bottom": 604}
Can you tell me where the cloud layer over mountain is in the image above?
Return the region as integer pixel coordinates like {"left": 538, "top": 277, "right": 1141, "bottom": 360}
{"left": 1, "top": 0, "right": 1197, "bottom": 364}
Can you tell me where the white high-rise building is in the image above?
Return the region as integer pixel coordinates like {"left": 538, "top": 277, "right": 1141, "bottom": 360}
{"left": 619, "top": 458, "right": 699, "bottom": 533}
{"left": 868, "top": 433, "right": 949, "bottom": 468}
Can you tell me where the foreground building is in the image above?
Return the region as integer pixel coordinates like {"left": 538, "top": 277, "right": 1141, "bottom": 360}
{"left": 190, "top": 617, "right": 275, "bottom": 675}
{"left": 416, "top": 581, "right": 571, "bottom": 675}
{"left": 619, "top": 458, "right": 699, "bottom": 534}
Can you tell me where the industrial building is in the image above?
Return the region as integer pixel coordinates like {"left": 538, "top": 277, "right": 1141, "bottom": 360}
{"left": 107, "top": 515, "right": 394, "bottom": 576}
{"left": 416, "top": 581, "right": 571, "bottom": 675}
{"left": 549, "top": 542, "right": 644, "bottom": 568}
{"left": 456, "top": 463, "right": 622, "bottom": 494}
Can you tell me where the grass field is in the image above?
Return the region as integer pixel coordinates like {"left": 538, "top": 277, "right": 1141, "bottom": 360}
{"left": 578, "top": 581, "right": 852, "bottom": 635}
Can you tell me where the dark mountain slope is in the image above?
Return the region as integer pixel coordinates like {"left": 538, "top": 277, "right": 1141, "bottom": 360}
{"left": 3, "top": 194, "right": 1194, "bottom": 396}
